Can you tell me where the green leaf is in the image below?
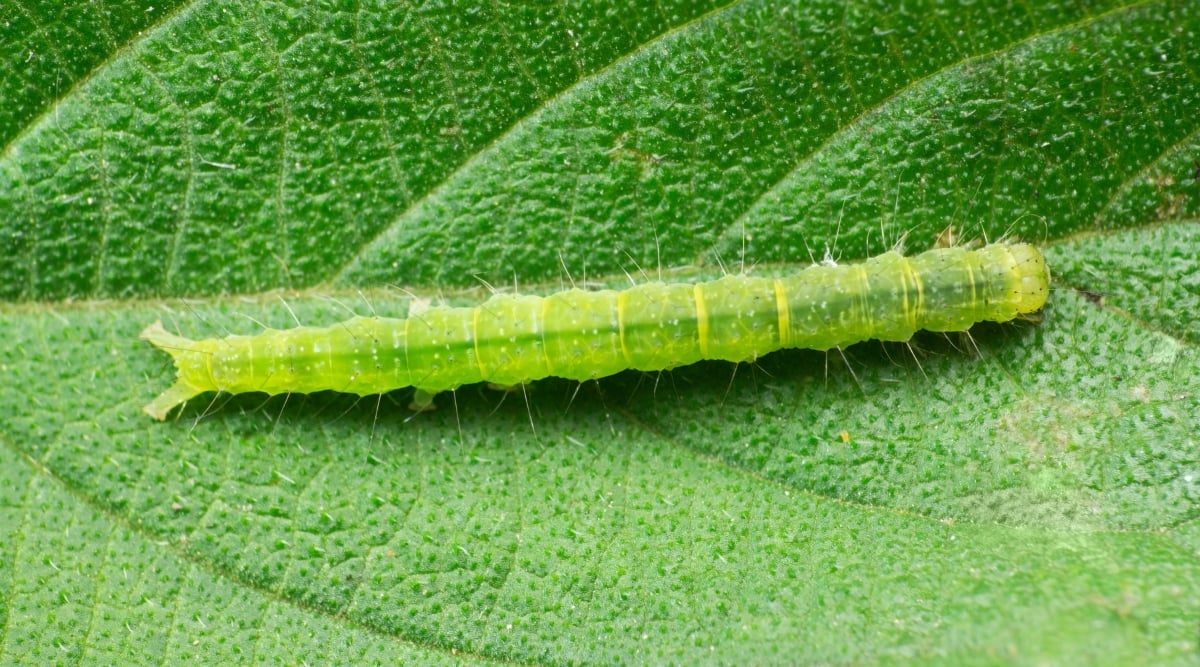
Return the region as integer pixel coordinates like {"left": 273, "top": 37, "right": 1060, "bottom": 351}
{"left": 3, "top": 0, "right": 1199, "bottom": 664}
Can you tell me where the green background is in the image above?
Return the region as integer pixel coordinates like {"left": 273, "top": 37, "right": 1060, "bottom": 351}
{"left": 2, "top": 0, "right": 1199, "bottom": 664}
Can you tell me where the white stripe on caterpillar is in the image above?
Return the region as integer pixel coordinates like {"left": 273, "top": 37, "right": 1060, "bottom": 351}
{"left": 141, "top": 242, "right": 1050, "bottom": 420}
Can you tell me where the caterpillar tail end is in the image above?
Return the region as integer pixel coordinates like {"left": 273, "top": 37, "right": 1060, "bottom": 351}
{"left": 140, "top": 320, "right": 204, "bottom": 421}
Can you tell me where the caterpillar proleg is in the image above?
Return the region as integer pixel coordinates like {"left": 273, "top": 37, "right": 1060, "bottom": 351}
{"left": 141, "top": 242, "right": 1050, "bottom": 420}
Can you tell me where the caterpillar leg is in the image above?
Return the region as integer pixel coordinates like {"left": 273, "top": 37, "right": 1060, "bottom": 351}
{"left": 486, "top": 382, "right": 529, "bottom": 394}
{"left": 140, "top": 320, "right": 207, "bottom": 421}
{"left": 409, "top": 388, "right": 438, "bottom": 412}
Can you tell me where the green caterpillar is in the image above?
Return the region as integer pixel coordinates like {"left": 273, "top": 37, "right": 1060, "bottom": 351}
{"left": 141, "top": 242, "right": 1050, "bottom": 420}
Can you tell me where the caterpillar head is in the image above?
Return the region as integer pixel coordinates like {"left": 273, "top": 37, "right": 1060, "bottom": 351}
{"left": 1006, "top": 243, "right": 1051, "bottom": 316}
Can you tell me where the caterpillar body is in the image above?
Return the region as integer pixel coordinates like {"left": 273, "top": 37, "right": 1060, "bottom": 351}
{"left": 141, "top": 242, "right": 1050, "bottom": 420}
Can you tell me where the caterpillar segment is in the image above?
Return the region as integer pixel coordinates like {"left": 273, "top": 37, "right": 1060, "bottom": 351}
{"left": 141, "top": 242, "right": 1050, "bottom": 420}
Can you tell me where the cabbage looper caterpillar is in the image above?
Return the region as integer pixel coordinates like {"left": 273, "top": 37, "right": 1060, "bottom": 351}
{"left": 141, "top": 242, "right": 1049, "bottom": 420}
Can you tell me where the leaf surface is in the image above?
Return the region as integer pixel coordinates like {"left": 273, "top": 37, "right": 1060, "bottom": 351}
{"left": 2, "top": 0, "right": 1199, "bottom": 664}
